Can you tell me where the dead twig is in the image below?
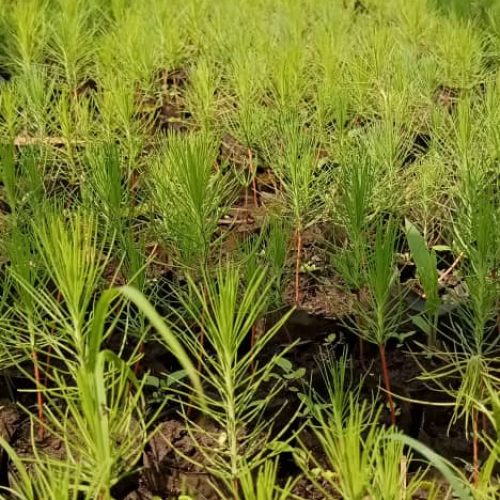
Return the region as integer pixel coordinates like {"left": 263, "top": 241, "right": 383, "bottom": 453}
{"left": 13, "top": 136, "right": 86, "bottom": 147}
{"left": 438, "top": 253, "right": 463, "bottom": 284}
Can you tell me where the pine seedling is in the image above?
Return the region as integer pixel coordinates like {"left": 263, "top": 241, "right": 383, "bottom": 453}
{"left": 7, "top": 210, "right": 202, "bottom": 497}
{"left": 416, "top": 348, "right": 495, "bottom": 488}
{"left": 82, "top": 143, "right": 129, "bottom": 241}
{"left": 262, "top": 215, "right": 292, "bottom": 308}
{"left": 166, "top": 265, "right": 294, "bottom": 498}
{"left": 415, "top": 169, "right": 496, "bottom": 470}
{"left": 4, "top": 221, "right": 46, "bottom": 438}
{"left": 16, "top": 67, "right": 56, "bottom": 139}
{"left": 454, "top": 180, "right": 498, "bottom": 353}
{"left": 267, "top": 4, "right": 309, "bottom": 115}
{"left": 95, "top": 73, "right": 146, "bottom": 166}
{"left": 150, "top": 131, "right": 234, "bottom": 394}
{"left": 436, "top": 178, "right": 499, "bottom": 485}
{"left": 360, "top": 97, "right": 410, "bottom": 214}
{"left": 51, "top": 84, "right": 93, "bottom": 171}
{"left": 119, "top": 227, "right": 149, "bottom": 375}
{"left": 1, "top": 146, "right": 50, "bottom": 427}
{"left": 30, "top": 209, "right": 109, "bottom": 355}
{"left": 17, "top": 146, "right": 47, "bottom": 213}
{"left": 329, "top": 150, "right": 377, "bottom": 367}
{"left": 310, "top": 399, "right": 383, "bottom": 500}
{"left": 239, "top": 459, "right": 296, "bottom": 500}
{"left": 299, "top": 351, "right": 423, "bottom": 499}
{"left": 310, "top": 3, "right": 352, "bottom": 144}
{"left": 270, "top": 116, "right": 329, "bottom": 305}
{"left": 4, "top": 0, "right": 48, "bottom": 75}
{"left": 432, "top": 18, "right": 484, "bottom": 91}
{"left": 235, "top": 218, "right": 290, "bottom": 369}
{"left": 331, "top": 152, "right": 375, "bottom": 291}
{"left": 298, "top": 375, "right": 378, "bottom": 500}
{"left": 416, "top": 178, "right": 498, "bottom": 485}
{"left": 355, "top": 218, "right": 405, "bottom": 425}
{"left": 237, "top": 214, "right": 291, "bottom": 307}
{"left": 226, "top": 46, "right": 268, "bottom": 208}
{"left": 47, "top": 0, "right": 98, "bottom": 89}
{"left": 186, "top": 56, "right": 219, "bottom": 133}
{"left": 0, "top": 83, "right": 20, "bottom": 140}
{"left": 34, "top": 300, "right": 147, "bottom": 499}
{"left": 1, "top": 281, "right": 203, "bottom": 499}
{"left": 301, "top": 348, "right": 365, "bottom": 433}
{"left": 150, "top": 1, "right": 187, "bottom": 70}
{"left": 0, "top": 144, "right": 47, "bottom": 223}
{"left": 120, "top": 227, "right": 147, "bottom": 290}
{"left": 150, "top": 132, "right": 233, "bottom": 271}
{"left": 12, "top": 287, "right": 143, "bottom": 499}
{"left": 98, "top": 2, "right": 160, "bottom": 84}
{"left": 402, "top": 151, "right": 453, "bottom": 244}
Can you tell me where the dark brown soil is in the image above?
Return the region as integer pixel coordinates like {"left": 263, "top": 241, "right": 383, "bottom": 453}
{"left": 0, "top": 59, "right": 494, "bottom": 499}
{"left": 0, "top": 300, "right": 485, "bottom": 499}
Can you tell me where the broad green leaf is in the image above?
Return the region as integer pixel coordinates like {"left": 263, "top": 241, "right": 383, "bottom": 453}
{"left": 388, "top": 435, "right": 473, "bottom": 500}
{"left": 405, "top": 220, "right": 440, "bottom": 311}
{"left": 410, "top": 314, "right": 431, "bottom": 335}
{"left": 119, "top": 286, "right": 205, "bottom": 410}
{"left": 88, "top": 288, "right": 120, "bottom": 370}
{"left": 275, "top": 357, "right": 293, "bottom": 373}
{"left": 405, "top": 221, "right": 436, "bottom": 278}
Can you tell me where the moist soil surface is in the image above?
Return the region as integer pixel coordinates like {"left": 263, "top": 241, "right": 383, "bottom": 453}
{"left": 0, "top": 152, "right": 482, "bottom": 497}
{"left": 0, "top": 33, "right": 496, "bottom": 494}
{"left": 0, "top": 298, "right": 480, "bottom": 499}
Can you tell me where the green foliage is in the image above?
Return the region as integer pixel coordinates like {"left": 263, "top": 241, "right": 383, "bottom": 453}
{"left": 454, "top": 180, "right": 499, "bottom": 352}
{"left": 0, "top": 435, "right": 89, "bottom": 500}
{"left": 150, "top": 133, "right": 233, "bottom": 270}
{"left": 330, "top": 151, "right": 375, "bottom": 290}
{"left": 298, "top": 355, "right": 424, "bottom": 500}
{"left": 239, "top": 459, "right": 296, "bottom": 500}
{"left": 269, "top": 117, "right": 327, "bottom": 229}
{"left": 389, "top": 434, "right": 473, "bottom": 500}
{"left": 120, "top": 285, "right": 204, "bottom": 403}
{"left": 166, "top": 265, "right": 294, "bottom": 497}
{"left": 0, "top": 0, "right": 499, "bottom": 497}
{"left": 405, "top": 219, "right": 441, "bottom": 346}
{"left": 354, "top": 218, "right": 405, "bottom": 346}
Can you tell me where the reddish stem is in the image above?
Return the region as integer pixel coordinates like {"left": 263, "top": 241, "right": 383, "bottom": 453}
{"left": 294, "top": 228, "right": 302, "bottom": 307}
{"left": 233, "top": 478, "right": 240, "bottom": 500}
{"left": 481, "top": 410, "right": 487, "bottom": 436}
{"left": 248, "top": 148, "right": 258, "bottom": 207}
{"left": 44, "top": 291, "right": 62, "bottom": 388}
{"left": 133, "top": 342, "right": 144, "bottom": 376}
{"left": 252, "top": 177, "right": 258, "bottom": 207}
{"left": 472, "top": 408, "right": 479, "bottom": 486}
{"left": 32, "top": 350, "right": 45, "bottom": 440}
{"left": 244, "top": 186, "right": 250, "bottom": 224}
{"left": 378, "top": 343, "right": 396, "bottom": 426}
